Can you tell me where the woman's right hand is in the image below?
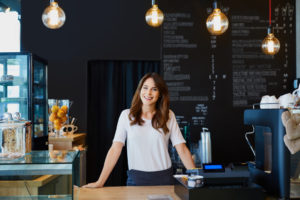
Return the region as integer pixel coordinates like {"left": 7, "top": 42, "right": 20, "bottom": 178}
{"left": 82, "top": 181, "right": 103, "bottom": 188}
{"left": 82, "top": 142, "right": 124, "bottom": 189}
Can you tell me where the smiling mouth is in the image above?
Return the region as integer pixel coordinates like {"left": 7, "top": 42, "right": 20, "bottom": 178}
{"left": 144, "top": 96, "right": 153, "bottom": 101}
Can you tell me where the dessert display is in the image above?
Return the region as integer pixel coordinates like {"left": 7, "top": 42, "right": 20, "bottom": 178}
{"left": 48, "top": 144, "right": 67, "bottom": 162}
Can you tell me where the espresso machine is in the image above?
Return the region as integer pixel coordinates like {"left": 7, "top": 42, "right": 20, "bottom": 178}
{"left": 244, "top": 109, "right": 290, "bottom": 199}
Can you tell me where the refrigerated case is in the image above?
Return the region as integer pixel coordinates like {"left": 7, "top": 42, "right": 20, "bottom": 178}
{"left": 0, "top": 52, "right": 48, "bottom": 138}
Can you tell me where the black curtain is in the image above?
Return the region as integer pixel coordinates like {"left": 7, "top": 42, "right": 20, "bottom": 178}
{"left": 87, "top": 60, "right": 160, "bottom": 186}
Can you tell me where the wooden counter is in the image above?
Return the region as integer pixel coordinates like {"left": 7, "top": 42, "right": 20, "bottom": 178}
{"left": 48, "top": 133, "right": 86, "bottom": 150}
{"left": 73, "top": 183, "right": 300, "bottom": 199}
{"left": 74, "top": 185, "right": 180, "bottom": 200}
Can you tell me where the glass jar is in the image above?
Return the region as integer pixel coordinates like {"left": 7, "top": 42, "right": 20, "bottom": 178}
{"left": 0, "top": 113, "right": 32, "bottom": 160}
{"left": 48, "top": 99, "right": 72, "bottom": 136}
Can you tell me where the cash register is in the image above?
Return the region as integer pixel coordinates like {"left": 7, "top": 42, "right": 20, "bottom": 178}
{"left": 174, "top": 163, "right": 265, "bottom": 200}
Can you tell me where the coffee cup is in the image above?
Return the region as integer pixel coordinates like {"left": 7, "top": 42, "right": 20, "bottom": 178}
{"left": 187, "top": 175, "right": 204, "bottom": 188}
{"left": 61, "top": 124, "right": 78, "bottom": 135}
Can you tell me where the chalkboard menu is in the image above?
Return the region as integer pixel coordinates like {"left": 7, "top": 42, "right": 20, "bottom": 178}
{"left": 161, "top": 0, "right": 295, "bottom": 163}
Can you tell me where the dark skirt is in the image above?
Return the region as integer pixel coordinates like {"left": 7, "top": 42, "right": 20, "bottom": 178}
{"left": 126, "top": 167, "right": 174, "bottom": 186}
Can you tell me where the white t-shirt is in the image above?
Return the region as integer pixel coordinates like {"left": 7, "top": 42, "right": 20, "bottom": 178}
{"left": 113, "top": 109, "right": 185, "bottom": 172}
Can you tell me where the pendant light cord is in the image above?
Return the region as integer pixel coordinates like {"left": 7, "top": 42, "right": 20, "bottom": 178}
{"left": 213, "top": 1, "right": 217, "bottom": 9}
{"left": 269, "top": 0, "right": 271, "bottom": 26}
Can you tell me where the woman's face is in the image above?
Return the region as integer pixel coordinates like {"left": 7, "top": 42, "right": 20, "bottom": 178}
{"left": 140, "top": 77, "right": 160, "bottom": 107}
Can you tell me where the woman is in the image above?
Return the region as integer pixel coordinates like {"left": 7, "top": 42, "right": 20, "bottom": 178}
{"left": 83, "top": 72, "right": 195, "bottom": 187}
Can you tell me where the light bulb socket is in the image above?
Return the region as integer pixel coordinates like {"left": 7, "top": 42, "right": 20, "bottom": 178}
{"left": 267, "top": 26, "right": 273, "bottom": 34}
{"left": 50, "top": 0, "right": 55, "bottom": 3}
{"left": 152, "top": 0, "right": 155, "bottom": 6}
{"left": 213, "top": 1, "right": 218, "bottom": 9}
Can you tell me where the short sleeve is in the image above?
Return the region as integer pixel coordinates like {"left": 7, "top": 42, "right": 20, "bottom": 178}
{"left": 169, "top": 110, "right": 186, "bottom": 146}
{"left": 112, "top": 110, "right": 129, "bottom": 144}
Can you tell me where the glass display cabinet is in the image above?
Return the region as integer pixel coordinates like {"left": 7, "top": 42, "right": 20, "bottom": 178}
{"left": 0, "top": 52, "right": 48, "bottom": 138}
{"left": 0, "top": 150, "right": 80, "bottom": 199}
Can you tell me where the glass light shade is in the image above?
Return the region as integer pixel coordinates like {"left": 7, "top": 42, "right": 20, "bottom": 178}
{"left": 261, "top": 33, "right": 280, "bottom": 55}
{"left": 42, "top": 1, "right": 66, "bottom": 29}
{"left": 145, "top": 4, "right": 164, "bottom": 27}
{"left": 206, "top": 8, "right": 229, "bottom": 35}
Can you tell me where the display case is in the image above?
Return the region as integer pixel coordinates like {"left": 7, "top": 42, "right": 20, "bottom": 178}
{"left": 0, "top": 150, "right": 80, "bottom": 199}
{"left": 0, "top": 52, "right": 48, "bottom": 138}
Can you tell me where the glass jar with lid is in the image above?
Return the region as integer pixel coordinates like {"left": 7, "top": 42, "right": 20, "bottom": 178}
{"left": 0, "top": 112, "right": 32, "bottom": 160}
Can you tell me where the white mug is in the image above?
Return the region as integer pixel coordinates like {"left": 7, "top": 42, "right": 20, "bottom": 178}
{"left": 61, "top": 124, "right": 78, "bottom": 135}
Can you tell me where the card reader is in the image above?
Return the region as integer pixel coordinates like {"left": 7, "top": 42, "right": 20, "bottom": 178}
{"left": 202, "top": 164, "right": 225, "bottom": 172}
{"left": 186, "top": 164, "right": 250, "bottom": 186}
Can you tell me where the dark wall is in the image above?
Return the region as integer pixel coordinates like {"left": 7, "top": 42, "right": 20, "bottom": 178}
{"left": 21, "top": 0, "right": 162, "bottom": 132}
{"left": 160, "top": 0, "right": 296, "bottom": 164}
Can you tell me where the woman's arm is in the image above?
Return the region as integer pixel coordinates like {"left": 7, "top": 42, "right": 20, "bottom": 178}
{"left": 82, "top": 141, "right": 124, "bottom": 188}
{"left": 175, "top": 143, "right": 196, "bottom": 169}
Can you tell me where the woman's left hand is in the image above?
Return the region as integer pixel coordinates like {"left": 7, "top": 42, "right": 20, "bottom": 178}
{"left": 82, "top": 181, "right": 103, "bottom": 188}
{"left": 175, "top": 143, "right": 196, "bottom": 169}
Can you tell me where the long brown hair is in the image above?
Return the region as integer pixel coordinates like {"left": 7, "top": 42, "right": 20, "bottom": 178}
{"left": 129, "top": 73, "right": 170, "bottom": 134}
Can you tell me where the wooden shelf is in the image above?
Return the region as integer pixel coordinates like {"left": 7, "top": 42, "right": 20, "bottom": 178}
{"left": 48, "top": 133, "right": 86, "bottom": 150}
{"left": 0, "top": 175, "right": 71, "bottom": 196}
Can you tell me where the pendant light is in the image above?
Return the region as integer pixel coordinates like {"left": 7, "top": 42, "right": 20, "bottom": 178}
{"left": 42, "top": 0, "right": 66, "bottom": 29}
{"left": 261, "top": 0, "right": 280, "bottom": 55}
{"left": 206, "top": 1, "right": 229, "bottom": 35}
{"left": 145, "top": 0, "right": 164, "bottom": 27}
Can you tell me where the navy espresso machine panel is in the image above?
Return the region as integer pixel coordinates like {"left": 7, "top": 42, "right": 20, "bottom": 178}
{"left": 244, "top": 109, "right": 290, "bottom": 199}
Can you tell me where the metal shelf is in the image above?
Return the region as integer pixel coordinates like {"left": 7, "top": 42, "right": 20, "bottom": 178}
{"left": 0, "top": 97, "right": 28, "bottom": 103}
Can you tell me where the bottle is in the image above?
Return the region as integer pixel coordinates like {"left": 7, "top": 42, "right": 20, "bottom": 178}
{"left": 200, "top": 127, "right": 212, "bottom": 164}
{"left": 183, "top": 124, "right": 191, "bottom": 149}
